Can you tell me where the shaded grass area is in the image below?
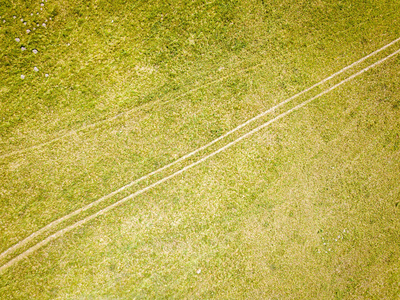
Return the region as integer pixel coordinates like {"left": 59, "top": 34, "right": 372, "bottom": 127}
{"left": 1, "top": 51, "right": 399, "bottom": 298}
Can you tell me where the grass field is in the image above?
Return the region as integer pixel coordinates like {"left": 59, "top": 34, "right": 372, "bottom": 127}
{"left": 1, "top": 0, "right": 400, "bottom": 298}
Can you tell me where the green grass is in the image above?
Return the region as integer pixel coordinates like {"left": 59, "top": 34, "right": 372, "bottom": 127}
{"left": 1, "top": 0, "right": 400, "bottom": 298}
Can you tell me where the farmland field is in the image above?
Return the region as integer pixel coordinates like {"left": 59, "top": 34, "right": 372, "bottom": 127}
{"left": 1, "top": 0, "right": 400, "bottom": 298}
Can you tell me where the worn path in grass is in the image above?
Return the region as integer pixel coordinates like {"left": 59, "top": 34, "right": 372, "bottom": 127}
{"left": 1, "top": 0, "right": 400, "bottom": 298}
{"left": 1, "top": 45, "right": 400, "bottom": 274}
{"left": 1, "top": 36, "right": 399, "bottom": 299}
{"left": 1, "top": 37, "right": 400, "bottom": 271}
{"left": 1, "top": 0, "right": 400, "bottom": 258}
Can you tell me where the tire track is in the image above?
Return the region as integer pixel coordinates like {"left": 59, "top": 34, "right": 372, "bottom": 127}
{"left": 1, "top": 44, "right": 399, "bottom": 273}
{"left": 1, "top": 37, "right": 396, "bottom": 264}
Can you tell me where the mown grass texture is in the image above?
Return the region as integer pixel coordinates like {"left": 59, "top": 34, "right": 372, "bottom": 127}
{"left": 0, "top": 0, "right": 400, "bottom": 298}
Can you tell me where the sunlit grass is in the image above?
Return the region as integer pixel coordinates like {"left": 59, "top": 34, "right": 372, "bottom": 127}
{"left": 1, "top": 0, "right": 400, "bottom": 298}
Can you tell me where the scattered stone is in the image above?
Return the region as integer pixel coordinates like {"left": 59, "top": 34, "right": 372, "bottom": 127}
{"left": 42, "top": 23, "right": 46, "bottom": 27}
{"left": 34, "top": 67, "right": 39, "bottom": 72}
{"left": 32, "top": 49, "right": 38, "bottom": 54}
{"left": 23, "top": 21, "right": 27, "bottom": 25}
{"left": 21, "top": 46, "right": 26, "bottom": 51}
{"left": 15, "top": 37, "right": 20, "bottom": 42}
{"left": 21, "top": 18, "right": 24, "bottom": 22}
{"left": 21, "top": 75, "right": 25, "bottom": 79}
{"left": 45, "top": 73, "right": 49, "bottom": 77}
{"left": 41, "top": 2, "right": 44, "bottom": 6}
{"left": 26, "top": 29, "right": 31, "bottom": 33}
{"left": 13, "top": 16, "right": 17, "bottom": 19}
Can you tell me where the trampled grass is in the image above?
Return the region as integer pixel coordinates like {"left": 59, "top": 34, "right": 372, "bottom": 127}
{"left": 1, "top": 0, "right": 400, "bottom": 298}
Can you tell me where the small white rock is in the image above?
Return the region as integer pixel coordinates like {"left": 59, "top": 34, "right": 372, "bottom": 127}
{"left": 21, "top": 46, "right": 26, "bottom": 51}
{"left": 33, "top": 27, "right": 36, "bottom": 30}
{"left": 45, "top": 73, "right": 49, "bottom": 77}
{"left": 42, "top": 23, "right": 46, "bottom": 27}
{"left": 196, "top": 269, "right": 201, "bottom": 274}
{"left": 15, "top": 37, "right": 20, "bottom": 42}
{"left": 26, "top": 29, "right": 31, "bottom": 33}
{"left": 32, "top": 49, "right": 38, "bottom": 54}
{"left": 31, "top": 13, "right": 33, "bottom": 16}
{"left": 49, "top": 17, "right": 52, "bottom": 20}
{"left": 21, "top": 75, "right": 25, "bottom": 79}
{"left": 36, "top": 23, "right": 39, "bottom": 26}
{"left": 13, "top": 16, "right": 17, "bottom": 19}
{"left": 34, "top": 66, "right": 39, "bottom": 72}
{"left": 23, "top": 21, "right": 27, "bottom": 25}
{"left": 41, "top": 3, "right": 44, "bottom": 6}
{"left": 21, "top": 18, "right": 24, "bottom": 22}
{"left": 40, "top": 7, "right": 43, "bottom": 10}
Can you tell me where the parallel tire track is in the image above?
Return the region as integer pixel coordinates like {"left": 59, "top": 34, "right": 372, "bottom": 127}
{"left": 1, "top": 43, "right": 399, "bottom": 273}
{"left": 1, "top": 38, "right": 397, "bottom": 265}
